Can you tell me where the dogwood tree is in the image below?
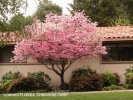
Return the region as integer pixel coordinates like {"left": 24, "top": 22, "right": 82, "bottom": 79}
{"left": 12, "top": 12, "right": 106, "bottom": 89}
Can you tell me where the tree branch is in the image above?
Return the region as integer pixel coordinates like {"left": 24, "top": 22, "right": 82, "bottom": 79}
{"left": 38, "top": 58, "right": 53, "bottom": 70}
{"left": 64, "top": 57, "right": 81, "bottom": 71}
{"left": 56, "top": 63, "right": 61, "bottom": 71}
{"left": 49, "top": 59, "right": 61, "bottom": 76}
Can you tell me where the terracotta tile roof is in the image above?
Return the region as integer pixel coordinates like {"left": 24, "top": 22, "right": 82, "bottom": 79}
{"left": 0, "top": 32, "right": 22, "bottom": 43}
{"left": 0, "top": 26, "right": 133, "bottom": 43}
{"left": 96, "top": 26, "right": 133, "bottom": 39}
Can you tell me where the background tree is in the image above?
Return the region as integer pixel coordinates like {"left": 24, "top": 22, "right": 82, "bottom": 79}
{"left": 12, "top": 12, "right": 106, "bottom": 89}
{"left": 35, "top": 0, "right": 62, "bottom": 22}
{"left": 9, "top": 13, "right": 33, "bottom": 33}
{"left": 0, "top": 0, "right": 27, "bottom": 31}
{"left": 70, "top": 0, "right": 132, "bottom": 26}
{"left": 123, "top": 0, "right": 133, "bottom": 23}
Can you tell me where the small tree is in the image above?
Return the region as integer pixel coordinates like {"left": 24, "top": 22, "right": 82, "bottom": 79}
{"left": 12, "top": 12, "right": 106, "bottom": 89}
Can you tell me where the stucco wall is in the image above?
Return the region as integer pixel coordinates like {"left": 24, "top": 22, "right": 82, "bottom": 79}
{"left": 0, "top": 55, "right": 132, "bottom": 86}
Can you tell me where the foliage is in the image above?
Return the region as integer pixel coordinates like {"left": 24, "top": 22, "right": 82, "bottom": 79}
{"left": 113, "top": 73, "right": 121, "bottom": 85}
{"left": 124, "top": 66, "right": 133, "bottom": 89}
{"left": 0, "top": 71, "right": 22, "bottom": 92}
{"left": 109, "top": 16, "right": 132, "bottom": 26}
{"left": 0, "top": 80, "right": 12, "bottom": 91}
{"left": 103, "top": 85, "right": 124, "bottom": 91}
{"left": 9, "top": 13, "right": 33, "bottom": 32}
{"left": 0, "top": 0, "right": 27, "bottom": 31}
{"left": 102, "top": 72, "right": 120, "bottom": 87}
{"left": 103, "top": 85, "right": 123, "bottom": 91}
{"left": 0, "top": 14, "right": 33, "bottom": 33}
{"left": 1, "top": 71, "right": 22, "bottom": 83}
{"left": 125, "top": 72, "right": 133, "bottom": 89}
{"left": 35, "top": 0, "right": 62, "bottom": 22}
{"left": 125, "top": 72, "right": 133, "bottom": 83}
{"left": 28, "top": 71, "right": 51, "bottom": 89}
{"left": 125, "top": 66, "right": 133, "bottom": 75}
{"left": 12, "top": 12, "right": 106, "bottom": 88}
{"left": 69, "top": 74, "right": 103, "bottom": 92}
{"left": 124, "top": 84, "right": 133, "bottom": 89}
{"left": 6, "top": 77, "right": 35, "bottom": 93}
{"left": 123, "top": 0, "right": 133, "bottom": 23}
{"left": 70, "top": 66, "right": 96, "bottom": 79}
{"left": 70, "top": 0, "right": 132, "bottom": 26}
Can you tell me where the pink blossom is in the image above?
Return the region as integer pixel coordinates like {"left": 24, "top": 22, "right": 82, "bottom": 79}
{"left": 12, "top": 12, "right": 106, "bottom": 63}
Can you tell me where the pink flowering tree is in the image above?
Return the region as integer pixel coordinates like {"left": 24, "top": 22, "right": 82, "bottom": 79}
{"left": 11, "top": 12, "right": 106, "bottom": 89}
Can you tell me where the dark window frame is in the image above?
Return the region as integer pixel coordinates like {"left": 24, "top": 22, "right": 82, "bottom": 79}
{"left": 0, "top": 44, "right": 28, "bottom": 64}
{"left": 101, "top": 41, "right": 133, "bottom": 64}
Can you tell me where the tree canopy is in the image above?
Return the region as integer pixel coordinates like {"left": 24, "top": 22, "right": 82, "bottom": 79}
{"left": 35, "top": 0, "right": 62, "bottom": 22}
{"left": 70, "top": 0, "right": 133, "bottom": 26}
{"left": 0, "top": 0, "right": 27, "bottom": 31}
{"left": 0, "top": 13, "right": 33, "bottom": 35}
{"left": 9, "top": 13, "right": 33, "bottom": 32}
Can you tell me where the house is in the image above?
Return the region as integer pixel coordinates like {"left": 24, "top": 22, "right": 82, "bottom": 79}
{"left": 0, "top": 26, "right": 133, "bottom": 85}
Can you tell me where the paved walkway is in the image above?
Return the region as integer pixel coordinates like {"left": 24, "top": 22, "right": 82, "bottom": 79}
{"left": 69, "top": 90, "right": 133, "bottom": 94}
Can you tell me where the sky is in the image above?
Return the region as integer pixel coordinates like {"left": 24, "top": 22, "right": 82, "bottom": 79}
{"left": 25, "top": 0, "right": 73, "bottom": 16}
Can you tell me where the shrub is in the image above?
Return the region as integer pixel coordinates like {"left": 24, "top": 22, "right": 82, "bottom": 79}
{"left": 0, "top": 71, "right": 22, "bottom": 91}
{"left": 125, "top": 72, "right": 133, "bottom": 84}
{"left": 125, "top": 72, "right": 133, "bottom": 89}
{"left": 6, "top": 77, "right": 35, "bottom": 93}
{"left": 125, "top": 66, "right": 133, "bottom": 75}
{"left": 70, "top": 66, "right": 96, "bottom": 79}
{"left": 114, "top": 73, "right": 120, "bottom": 85}
{"left": 124, "top": 84, "right": 133, "bottom": 89}
{"left": 27, "top": 71, "right": 51, "bottom": 89}
{"left": 103, "top": 85, "right": 123, "bottom": 91}
{"left": 69, "top": 74, "right": 103, "bottom": 92}
{"left": 1, "top": 71, "right": 22, "bottom": 83}
{"left": 102, "top": 72, "right": 120, "bottom": 87}
{"left": 0, "top": 80, "right": 12, "bottom": 90}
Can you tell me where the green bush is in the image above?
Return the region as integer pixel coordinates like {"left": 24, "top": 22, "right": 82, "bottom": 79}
{"left": 0, "top": 71, "right": 22, "bottom": 90}
{"left": 1, "top": 71, "right": 22, "bottom": 83}
{"left": 0, "top": 80, "right": 12, "bottom": 90}
{"left": 125, "top": 72, "right": 133, "bottom": 89}
{"left": 6, "top": 77, "right": 36, "bottom": 93}
{"left": 28, "top": 71, "right": 51, "bottom": 89}
{"left": 125, "top": 66, "right": 133, "bottom": 75}
{"left": 70, "top": 66, "right": 96, "bottom": 79}
{"left": 69, "top": 74, "right": 103, "bottom": 92}
{"left": 125, "top": 72, "right": 133, "bottom": 84}
{"left": 124, "top": 84, "right": 133, "bottom": 89}
{"left": 102, "top": 72, "right": 120, "bottom": 87}
{"left": 103, "top": 85, "right": 123, "bottom": 91}
{"left": 114, "top": 73, "right": 120, "bottom": 85}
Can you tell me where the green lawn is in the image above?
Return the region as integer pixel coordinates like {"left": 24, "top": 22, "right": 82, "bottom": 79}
{"left": 0, "top": 92, "right": 133, "bottom": 100}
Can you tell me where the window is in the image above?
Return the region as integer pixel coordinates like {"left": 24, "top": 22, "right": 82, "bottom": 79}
{"left": 0, "top": 45, "right": 28, "bottom": 64}
{"left": 0, "top": 45, "right": 14, "bottom": 63}
{"left": 102, "top": 42, "right": 133, "bottom": 63}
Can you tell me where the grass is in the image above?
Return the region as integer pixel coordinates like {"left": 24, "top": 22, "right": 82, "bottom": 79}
{"left": 0, "top": 91, "right": 133, "bottom": 100}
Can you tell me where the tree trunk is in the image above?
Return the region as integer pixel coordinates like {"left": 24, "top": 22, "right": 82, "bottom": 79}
{"left": 59, "top": 73, "right": 65, "bottom": 89}
{"left": 59, "top": 73, "right": 69, "bottom": 90}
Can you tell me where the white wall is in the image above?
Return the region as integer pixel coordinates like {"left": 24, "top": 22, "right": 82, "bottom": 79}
{"left": 0, "top": 55, "right": 131, "bottom": 86}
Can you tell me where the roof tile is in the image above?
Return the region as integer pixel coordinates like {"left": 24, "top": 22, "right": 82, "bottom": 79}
{"left": 1, "top": 26, "right": 133, "bottom": 43}
{"left": 96, "top": 26, "right": 133, "bottom": 39}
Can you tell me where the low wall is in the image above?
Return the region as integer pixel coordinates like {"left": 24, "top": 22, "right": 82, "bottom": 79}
{"left": 0, "top": 55, "right": 131, "bottom": 86}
